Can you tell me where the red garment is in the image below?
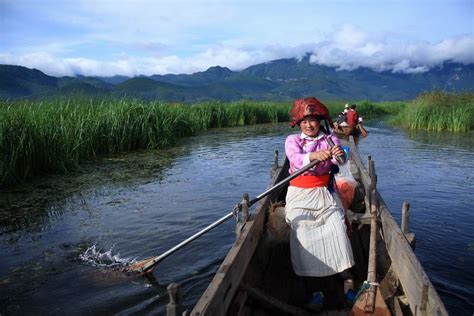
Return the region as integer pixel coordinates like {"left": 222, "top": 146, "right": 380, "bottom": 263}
{"left": 290, "top": 174, "right": 331, "bottom": 188}
{"left": 346, "top": 110, "right": 359, "bottom": 127}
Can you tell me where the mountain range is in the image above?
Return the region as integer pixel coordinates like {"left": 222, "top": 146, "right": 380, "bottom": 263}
{"left": 1, "top": 55, "right": 473, "bottom": 102}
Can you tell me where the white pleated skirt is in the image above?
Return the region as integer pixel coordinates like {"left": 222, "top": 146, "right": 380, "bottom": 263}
{"left": 285, "top": 186, "right": 354, "bottom": 277}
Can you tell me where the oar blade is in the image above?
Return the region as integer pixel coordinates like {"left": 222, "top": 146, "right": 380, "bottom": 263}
{"left": 125, "top": 257, "right": 156, "bottom": 273}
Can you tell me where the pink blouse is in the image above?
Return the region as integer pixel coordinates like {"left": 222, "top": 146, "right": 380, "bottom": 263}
{"left": 285, "top": 131, "right": 344, "bottom": 176}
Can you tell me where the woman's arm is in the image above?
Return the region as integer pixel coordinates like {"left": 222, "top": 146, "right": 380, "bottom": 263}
{"left": 285, "top": 135, "right": 307, "bottom": 169}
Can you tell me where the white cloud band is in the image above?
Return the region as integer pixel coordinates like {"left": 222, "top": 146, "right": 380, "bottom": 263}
{"left": 1, "top": 28, "right": 473, "bottom": 77}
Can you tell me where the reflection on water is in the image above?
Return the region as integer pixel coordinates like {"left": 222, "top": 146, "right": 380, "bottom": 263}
{"left": 406, "top": 129, "right": 474, "bottom": 150}
{"left": 1, "top": 122, "right": 473, "bottom": 315}
{"left": 0, "top": 154, "right": 180, "bottom": 240}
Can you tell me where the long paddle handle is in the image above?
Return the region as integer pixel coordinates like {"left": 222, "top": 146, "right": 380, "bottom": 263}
{"left": 140, "top": 158, "right": 321, "bottom": 273}
{"left": 325, "top": 136, "right": 346, "bottom": 165}
{"left": 248, "top": 158, "right": 321, "bottom": 205}
{"left": 140, "top": 211, "right": 235, "bottom": 272}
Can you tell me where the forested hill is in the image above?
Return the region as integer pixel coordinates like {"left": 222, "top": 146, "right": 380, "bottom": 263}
{"left": 1, "top": 56, "right": 473, "bottom": 101}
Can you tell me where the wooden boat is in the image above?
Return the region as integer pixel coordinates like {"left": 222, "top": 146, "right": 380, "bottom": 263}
{"left": 333, "top": 124, "right": 369, "bottom": 139}
{"left": 334, "top": 125, "right": 360, "bottom": 137}
{"left": 167, "top": 136, "right": 447, "bottom": 315}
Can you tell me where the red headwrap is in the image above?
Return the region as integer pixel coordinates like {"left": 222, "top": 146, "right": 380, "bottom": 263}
{"left": 289, "top": 97, "right": 334, "bottom": 128}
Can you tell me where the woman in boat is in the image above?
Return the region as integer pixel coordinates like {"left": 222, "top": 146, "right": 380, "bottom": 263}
{"left": 285, "top": 97, "right": 355, "bottom": 296}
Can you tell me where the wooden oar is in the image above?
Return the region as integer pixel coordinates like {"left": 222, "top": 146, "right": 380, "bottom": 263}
{"left": 357, "top": 124, "right": 368, "bottom": 138}
{"left": 126, "top": 157, "right": 324, "bottom": 274}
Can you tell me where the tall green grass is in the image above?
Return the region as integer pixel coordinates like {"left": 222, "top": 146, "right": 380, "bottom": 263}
{"left": 328, "top": 93, "right": 473, "bottom": 132}
{"left": 390, "top": 91, "right": 474, "bottom": 132}
{"left": 2, "top": 92, "right": 471, "bottom": 186}
{"left": 0, "top": 98, "right": 290, "bottom": 186}
{"left": 325, "top": 100, "right": 407, "bottom": 119}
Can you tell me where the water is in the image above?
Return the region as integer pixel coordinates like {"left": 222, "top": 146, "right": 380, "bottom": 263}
{"left": 1, "top": 122, "right": 473, "bottom": 315}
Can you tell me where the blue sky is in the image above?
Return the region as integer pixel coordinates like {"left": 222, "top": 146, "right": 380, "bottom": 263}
{"left": 1, "top": 0, "right": 473, "bottom": 76}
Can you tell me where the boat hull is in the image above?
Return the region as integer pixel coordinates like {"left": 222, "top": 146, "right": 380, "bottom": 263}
{"left": 189, "top": 137, "right": 447, "bottom": 316}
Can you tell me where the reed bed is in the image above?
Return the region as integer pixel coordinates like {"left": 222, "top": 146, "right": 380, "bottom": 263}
{"left": 325, "top": 100, "right": 407, "bottom": 119}
{"left": 0, "top": 98, "right": 290, "bottom": 186}
{"left": 390, "top": 91, "right": 474, "bottom": 132}
{"left": 2, "top": 92, "right": 471, "bottom": 186}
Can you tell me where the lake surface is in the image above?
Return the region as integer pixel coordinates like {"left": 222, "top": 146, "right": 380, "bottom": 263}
{"left": 1, "top": 122, "right": 473, "bottom": 315}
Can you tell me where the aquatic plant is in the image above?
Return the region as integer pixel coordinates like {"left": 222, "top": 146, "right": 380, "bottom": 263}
{"left": 391, "top": 91, "right": 474, "bottom": 132}
{"left": 0, "top": 98, "right": 291, "bottom": 186}
{"left": 326, "top": 100, "right": 406, "bottom": 119}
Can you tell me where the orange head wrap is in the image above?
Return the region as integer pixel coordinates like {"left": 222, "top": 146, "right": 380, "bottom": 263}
{"left": 289, "top": 97, "right": 334, "bottom": 128}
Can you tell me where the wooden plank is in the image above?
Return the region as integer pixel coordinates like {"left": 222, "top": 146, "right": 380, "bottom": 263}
{"left": 377, "top": 192, "right": 448, "bottom": 315}
{"left": 191, "top": 161, "right": 289, "bottom": 315}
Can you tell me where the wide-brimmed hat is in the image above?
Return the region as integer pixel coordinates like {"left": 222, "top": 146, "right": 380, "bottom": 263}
{"left": 289, "top": 97, "right": 334, "bottom": 128}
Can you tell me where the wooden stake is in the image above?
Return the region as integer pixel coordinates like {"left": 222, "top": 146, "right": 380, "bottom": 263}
{"left": 236, "top": 193, "right": 250, "bottom": 235}
{"left": 167, "top": 283, "right": 182, "bottom": 316}
{"left": 401, "top": 201, "right": 410, "bottom": 234}
{"left": 273, "top": 150, "right": 279, "bottom": 169}
{"left": 242, "top": 193, "right": 249, "bottom": 223}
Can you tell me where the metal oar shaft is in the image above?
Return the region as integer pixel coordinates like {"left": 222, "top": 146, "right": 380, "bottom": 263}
{"left": 249, "top": 158, "right": 321, "bottom": 206}
{"left": 139, "top": 158, "right": 322, "bottom": 273}
{"left": 141, "top": 211, "right": 235, "bottom": 272}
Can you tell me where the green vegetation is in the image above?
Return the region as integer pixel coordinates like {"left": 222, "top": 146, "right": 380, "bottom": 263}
{"left": 325, "top": 100, "right": 407, "bottom": 119}
{"left": 329, "top": 92, "right": 473, "bottom": 133}
{"left": 390, "top": 91, "right": 474, "bottom": 132}
{"left": 1, "top": 91, "right": 472, "bottom": 187}
{"left": 0, "top": 98, "right": 290, "bottom": 186}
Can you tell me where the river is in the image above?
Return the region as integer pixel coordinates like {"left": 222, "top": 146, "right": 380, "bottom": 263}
{"left": 0, "top": 122, "right": 473, "bottom": 315}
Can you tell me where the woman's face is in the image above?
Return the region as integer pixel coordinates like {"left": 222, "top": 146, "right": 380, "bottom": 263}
{"left": 300, "top": 116, "right": 321, "bottom": 137}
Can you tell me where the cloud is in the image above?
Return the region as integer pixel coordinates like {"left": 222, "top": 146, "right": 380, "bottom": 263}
{"left": 1, "top": 24, "right": 473, "bottom": 77}
{"left": 308, "top": 25, "right": 474, "bottom": 73}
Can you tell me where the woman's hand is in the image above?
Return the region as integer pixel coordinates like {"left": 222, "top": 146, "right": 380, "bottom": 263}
{"left": 309, "top": 150, "right": 332, "bottom": 162}
{"left": 331, "top": 145, "right": 345, "bottom": 159}
{"left": 309, "top": 146, "right": 346, "bottom": 162}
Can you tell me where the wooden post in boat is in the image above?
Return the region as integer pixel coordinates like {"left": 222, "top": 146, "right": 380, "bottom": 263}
{"left": 364, "top": 159, "right": 391, "bottom": 315}
{"left": 401, "top": 201, "right": 410, "bottom": 234}
{"left": 368, "top": 157, "right": 376, "bottom": 185}
{"left": 242, "top": 193, "right": 250, "bottom": 223}
{"left": 365, "top": 187, "right": 378, "bottom": 313}
{"left": 236, "top": 193, "right": 250, "bottom": 235}
{"left": 363, "top": 156, "right": 374, "bottom": 215}
{"left": 353, "top": 159, "right": 387, "bottom": 315}
{"left": 401, "top": 201, "right": 416, "bottom": 249}
{"left": 272, "top": 150, "right": 279, "bottom": 170}
{"left": 167, "top": 283, "right": 183, "bottom": 316}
